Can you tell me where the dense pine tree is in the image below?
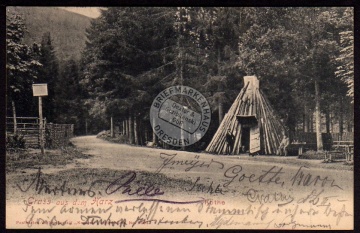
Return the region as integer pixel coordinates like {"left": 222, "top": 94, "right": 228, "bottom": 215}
{"left": 6, "top": 13, "right": 42, "bottom": 131}
{"left": 80, "top": 7, "right": 176, "bottom": 139}
{"left": 54, "top": 59, "right": 87, "bottom": 134}
{"left": 37, "top": 32, "right": 59, "bottom": 123}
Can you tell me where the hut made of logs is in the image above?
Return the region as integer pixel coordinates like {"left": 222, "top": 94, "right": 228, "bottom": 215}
{"left": 205, "top": 76, "right": 286, "bottom": 155}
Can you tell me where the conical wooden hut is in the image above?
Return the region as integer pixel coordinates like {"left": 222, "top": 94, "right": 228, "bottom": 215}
{"left": 205, "top": 76, "right": 286, "bottom": 155}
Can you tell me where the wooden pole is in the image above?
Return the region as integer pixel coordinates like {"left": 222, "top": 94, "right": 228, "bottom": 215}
{"left": 39, "top": 96, "right": 44, "bottom": 155}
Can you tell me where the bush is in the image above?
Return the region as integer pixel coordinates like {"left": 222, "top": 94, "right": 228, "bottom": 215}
{"left": 96, "top": 130, "right": 110, "bottom": 138}
{"left": 106, "top": 135, "right": 129, "bottom": 144}
{"left": 6, "top": 133, "right": 26, "bottom": 149}
{"left": 298, "top": 150, "right": 326, "bottom": 160}
{"left": 97, "top": 130, "right": 130, "bottom": 144}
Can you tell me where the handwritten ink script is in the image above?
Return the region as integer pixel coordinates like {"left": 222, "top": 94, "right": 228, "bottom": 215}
{"left": 6, "top": 152, "right": 353, "bottom": 229}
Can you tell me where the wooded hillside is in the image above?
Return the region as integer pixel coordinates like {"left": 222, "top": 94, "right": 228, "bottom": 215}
{"left": 7, "top": 7, "right": 91, "bottom": 61}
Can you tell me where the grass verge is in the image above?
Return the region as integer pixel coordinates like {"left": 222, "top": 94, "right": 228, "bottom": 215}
{"left": 6, "top": 143, "right": 92, "bottom": 173}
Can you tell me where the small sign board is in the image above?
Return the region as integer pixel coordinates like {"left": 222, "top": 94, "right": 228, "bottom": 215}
{"left": 32, "top": 84, "right": 48, "bottom": 96}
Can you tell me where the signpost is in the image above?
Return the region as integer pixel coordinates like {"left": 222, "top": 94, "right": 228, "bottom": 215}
{"left": 32, "top": 84, "right": 48, "bottom": 155}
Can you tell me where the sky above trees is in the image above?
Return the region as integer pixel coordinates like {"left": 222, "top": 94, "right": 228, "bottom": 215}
{"left": 58, "top": 7, "right": 104, "bottom": 18}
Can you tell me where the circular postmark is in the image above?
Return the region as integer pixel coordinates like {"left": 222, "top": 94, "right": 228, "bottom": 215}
{"left": 150, "top": 86, "right": 211, "bottom": 147}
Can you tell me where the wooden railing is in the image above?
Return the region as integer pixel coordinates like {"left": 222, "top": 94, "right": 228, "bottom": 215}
{"left": 292, "top": 132, "right": 334, "bottom": 150}
{"left": 324, "top": 143, "right": 353, "bottom": 162}
{"left": 292, "top": 131, "right": 354, "bottom": 161}
{"left": 292, "top": 132, "right": 353, "bottom": 144}
{"left": 330, "top": 132, "right": 353, "bottom": 142}
{"left": 6, "top": 117, "right": 45, "bottom": 148}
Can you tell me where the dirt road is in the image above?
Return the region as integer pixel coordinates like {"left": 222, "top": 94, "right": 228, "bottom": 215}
{"left": 70, "top": 136, "right": 353, "bottom": 182}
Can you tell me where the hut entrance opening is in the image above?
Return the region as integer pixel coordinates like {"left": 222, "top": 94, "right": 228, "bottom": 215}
{"left": 237, "top": 115, "right": 259, "bottom": 154}
{"left": 241, "top": 126, "right": 250, "bottom": 152}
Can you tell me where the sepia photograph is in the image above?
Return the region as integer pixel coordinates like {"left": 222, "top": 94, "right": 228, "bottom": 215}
{"left": 5, "top": 6, "right": 354, "bottom": 229}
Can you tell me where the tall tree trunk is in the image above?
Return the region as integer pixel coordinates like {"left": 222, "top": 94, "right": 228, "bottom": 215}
{"left": 110, "top": 116, "right": 114, "bottom": 137}
{"left": 125, "top": 119, "right": 129, "bottom": 136}
{"left": 325, "top": 110, "right": 330, "bottom": 133}
{"left": 119, "top": 120, "right": 122, "bottom": 135}
{"left": 315, "top": 80, "right": 323, "bottom": 151}
{"left": 217, "top": 47, "right": 224, "bottom": 124}
{"left": 129, "top": 114, "right": 134, "bottom": 144}
{"left": 145, "top": 127, "right": 148, "bottom": 142}
{"left": 339, "top": 97, "right": 344, "bottom": 136}
{"left": 179, "top": 36, "right": 185, "bottom": 151}
{"left": 303, "top": 106, "right": 306, "bottom": 132}
{"left": 139, "top": 121, "right": 143, "bottom": 145}
{"left": 152, "top": 117, "right": 156, "bottom": 144}
{"left": 217, "top": 46, "right": 221, "bottom": 75}
{"left": 121, "top": 120, "right": 124, "bottom": 135}
{"left": 134, "top": 116, "right": 139, "bottom": 145}
{"left": 218, "top": 101, "right": 224, "bottom": 124}
{"left": 152, "top": 131, "right": 156, "bottom": 145}
{"left": 303, "top": 104, "right": 307, "bottom": 132}
{"left": 310, "top": 113, "right": 313, "bottom": 133}
{"left": 12, "top": 100, "right": 17, "bottom": 134}
{"left": 126, "top": 120, "right": 128, "bottom": 135}
{"left": 347, "top": 119, "right": 352, "bottom": 132}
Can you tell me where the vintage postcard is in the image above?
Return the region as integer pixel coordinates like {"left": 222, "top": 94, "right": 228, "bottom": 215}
{"left": 5, "top": 7, "right": 354, "bottom": 229}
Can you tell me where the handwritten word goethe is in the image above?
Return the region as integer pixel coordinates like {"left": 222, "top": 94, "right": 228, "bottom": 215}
{"left": 223, "top": 165, "right": 285, "bottom": 187}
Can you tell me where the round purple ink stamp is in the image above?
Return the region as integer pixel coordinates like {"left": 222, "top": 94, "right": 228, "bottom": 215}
{"left": 150, "top": 86, "right": 211, "bottom": 147}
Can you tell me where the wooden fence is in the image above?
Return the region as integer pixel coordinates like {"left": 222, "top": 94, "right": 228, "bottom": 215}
{"left": 6, "top": 117, "right": 74, "bottom": 149}
{"left": 45, "top": 123, "right": 74, "bottom": 148}
{"left": 6, "top": 117, "right": 45, "bottom": 148}
{"left": 330, "top": 132, "right": 353, "bottom": 141}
